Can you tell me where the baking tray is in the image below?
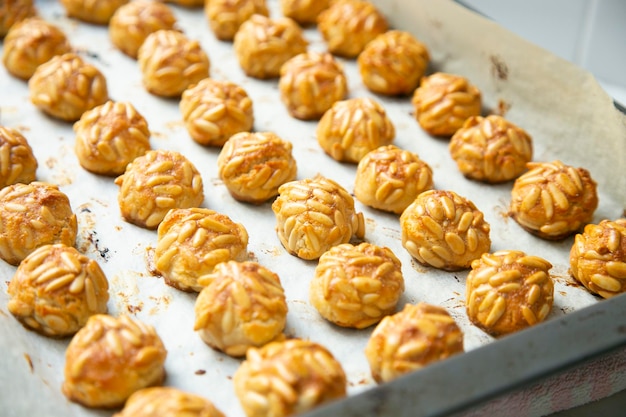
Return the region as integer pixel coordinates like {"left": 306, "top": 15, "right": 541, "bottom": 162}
{"left": 1, "top": 0, "right": 625, "bottom": 416}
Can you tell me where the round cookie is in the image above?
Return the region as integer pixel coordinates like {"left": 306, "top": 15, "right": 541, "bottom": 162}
{"left": 205, "top": 0, "right": 268, "bottom": 41}
{"left": 0, "top": 126, "right": 38, "bottom": 188}
{"left": 113, "top": 387, "right": 225, "bottom": 417}
{"left": 0, "top": 0, "right": 36, "bottom": 38}
{"left": 280, "top": 0, "right": 330, "bottom": 26}
{"left": 59, "top": 0, "right": 128, "bottom": 25}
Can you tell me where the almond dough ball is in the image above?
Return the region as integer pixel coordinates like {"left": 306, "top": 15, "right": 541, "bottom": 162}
{"left": 217, "top": 131, "right": 297, "bottom": 204}
{"left": 115, "top": 149, "right": 204, "bottom": 229}
{"left": 450, "top": 115, "right": 533, "bottom": 183}
{"left": 364, "top": 303, "right": 464, "bottom": 383}
{"left": 7, "top": 244, "right": 109, "bottom": 337}
{"left": 205, "top": 0, "right": 268, "bottom": 41}
{"left": 310, "top": 242, "right": 404, "bottom": 329}
{"left": 194, "top": 261, "right": 287, "bottom": 357}
{"left": 62, "top": 314, "right": 167, "bottom": 408}
{"left": 317, "top": 97, "right": 395, "bottom": 163}
{"left": 272, "top": 175, "right": 365, "bottom": 260}
{"left": 233, "top": 338, "right": 347, "bottom": 417}
{"left": 354, "top": 145, "right": 433, "bottom": 214}
{"left": 280, "top": 0, "right": 330, "bottom": 26}
{"left": 400, "top": 190, "right": 491, "bottom": 271}
{"left": 509, "top": 160, "right": 598, "bottom": 240}
{"left": 155, "top": 208, "right": 249, "bottom": 292}
{"left": 113, "top": 387, "right": 225, "bottom": 417}
{"left": 0, "top": 182, "right": 77, "bottom": 266}
{"left": 0, "top": 126, "right": 38, "bottom": 188}
{"left": 138, "top": 29, "right": 210, "bottom": 98}
{"left": 109, "top": 0, "right": 177, "bottom": 59}
{"left": 0, "top": 0, "right": 36, "bottom": 38}
{"left": 29, "top": 52, "right": 109, "bottom": 122}
{"left": 412, "top": 72, "right": 482, "bottom": 137}
{"left": 358, "top": 30, "right": 430, "bottom": 96}
{"left": 466, "top": 250, "right": 554, "bottom": 336}
{"left": 74, "top": 100, "right": 151, "bottom": 176}
{"left": 317, "top": 0, "right": 387, "bottom": 58}
{"left": 60, "top": 0, "right": 128, "bottom": 25}
{"left": 2, "top": 17, "right": 71, "bottom": 80}
{"left": 180, "top": 78, "right": 254, "bottom": 147}
{"left": 278, "top": 51, "right": 348, "bottom": 120}
{"left": 233, "top": 14, "right": 308, "bottom": 79}
{"left": 570, "top": 219, "right": 626, "bottom": 299}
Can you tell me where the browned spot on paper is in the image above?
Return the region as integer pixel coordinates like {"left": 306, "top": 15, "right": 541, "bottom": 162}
{"left": 127, "top": 304, "right": 143, "bottom": 314}
{"left": 145, "top": 246, "right": 158, "bottom": 276}
{"left": 46, "top": 156, "right": 57, "bottom": 169}
{"left": 195, "top": 369, "right": 206, "bottom": 375}
{"left": 492, "top": 99, "right": 511, "bottom": 117}
{"left": 490, "top": 55, "right": 509, "bottom": 81}
{"left": 410, "top": 258, "right": 428, "bottom": 274}
{"left": 165, "top": 120, "right": 184, "bottom": 130}
{"left": 24, "top": 353, "right": 34, "bottom": 373}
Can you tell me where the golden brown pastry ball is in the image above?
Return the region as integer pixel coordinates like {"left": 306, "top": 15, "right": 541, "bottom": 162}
{"left": 62, "top": 314, "right": 167, "bottom": 408}
{"left": 466, "top": 250, "right": 554, "bottom": 336}
{"left": 163, "top": 0, "right": 204, "bottom": 7}
{"left": 450, "top": 115, "right": 533, "bottom": 183}
{"left": 272, "top": 175, "right": 365, "bottom": 260}
{"left": 205, "top": 0, "right": 268, "bottom": 41}
{"left": 317, "top": 97, "right": 395, "bottom": 163}
{"left": 233, "top": 14, "right": 308, "bottom": 79}
{"left": 364, "top": 303, "right": 464, "bottom": 383}
{"left": 400, "top": 190, "right": 491, "bottom": 271}
{"left": 0, "top": 182, "right": 77, "bottom": 266}
{"left": 194, "top": 261, "right": 287, "bottom": 357}
{"left": 138, "top": 29, "right": 210, "bottom": 98}
{"left": 0, "top": 126, "right": 38, "bottom": 188}
{"left": 155, "top": 208, "right": 249, "bottom": 292}
{"left": 278, "top": 51, "right": 348, "bottom": 120}
{"left": 317, "top": 0, "right": 388, "bottom": 58}
{"left": 354, "top": 145, "right": 433, "bottom": 214}
{"left": 411, "top": 72, "right": 482, "bottom": 137}
{"left": 113, "top": 387, "right": 225, "bottom": 417}
{"left": 358, "top": 30, "right": 430, "bottom": 96}
{"left": 280, "top": 0, "right": 330, "bottom": 25}
{"left": 29, "top": 52, "right": 109, "bottom": 122}
{"left": 509, "top": 160, "right": 598, "bottom": 240}
{"left": 2, "top": 17, "right": 71, "bottom": 80}
{"left": 310, "top": 242, "right": 404, "bottom": 329}
{"left": 0, "top": 0, "right": 36, "bottom": 38}
{"left": 217, "top": 131, "right": 297, "bottom": 204}
{"left": 114, "top": 149, "right": 204, "bottom": 230}
{"left": 109, "top": 0, "right": 177, "bottom": 59}
{"left": 570, "top": 219, "right": 626, "bottom": 299}
{"left": 179, "top": 78, "right": 254, "bottom": 147}
{"left": 60, "top": 0, "right": 128, "bottom": 25}
{"left": 74, "top": 100, "right": 151, "bottom": 176}
{"left": 233, "top": 338, "right": 347, "bottom": 417}
{"left": 7, "top": 244, "right": 109, "bottom": 337}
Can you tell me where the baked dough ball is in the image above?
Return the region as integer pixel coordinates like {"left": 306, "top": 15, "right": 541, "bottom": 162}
{"left": 272, "top": 175, "right": 365, "bottom": 260}
{"left": 29, "top": 52, "right": 109, "bottom": 122}
{"left": 62, "top": 314, "right": 167, "bottom": 408}
{"left": 310, "top": 242, "right": 404, "bottom": 329}
{"left": 74, "top": 100, "right": 151, "bottom": 176}
{"left": 109, "top": 0, "right": 177, "bottom": 59}
{"left": 0, "top": 126, "right": 38, "bottom": 188}
{"left": 0, "top": 182, "right": 77, "bottom": 266}
{"left": 358, "top": 30, "right": 430, "bottom": 96}
{"left": 155, "top": 208, "right": 249, "bottom": 292}
{"left": 205, "top": 0, "right": 268, "bottom": 41}
{"left": 60, "top": 0, "right": 128, "bottom": 25}
{"left": 317, "top": 97, "right": 395, "bottom": 163}
{"left": 412, "top": 72, "right": 482, "bottom": 137}
{"left": 364, "top": 303, "right": 464, "bottom": 383}
{"left": 400, "top": 190, "right": 491, "bottom": 271}
{"left": 280, "top": 0, "right": 330, "bottom": 25}
{"left": 138, "top": 29, "right": 210, "bottom": 98}
{"left": 2, "top": 17, "right": 71, "bottom": 80}
{"left": 466, "top": 250, "right": 554, "bottom": 336}
{"left": 509, "top": 160, "right": 598, "bottom": 240}
{"left": 317, "top": 0, "right": 388, "bottom": 58}
{"left": 233, "top": 338, "right": 347, "bottom": 417}
{"left": 278, "top": 51, "right": 348, "bottom": 120}
{"left": 7, "top": 244, "right": 109, "bottom": 337}
{"left": 113, "top": 387, "right": 225, "bottom": 417}
{"left": 194, "top": 261, "right": 287, "bottom": 357}
{"left": 450, "top": 115, "right": 533, "bottom": 183}
{"left": 180, "top": 78, "right": 254, "bottom": 147}
{"left": 115, "top": 149, "right": 204, "bottom": 229}
{"left": 354, "top": 145, "right": 433, "bottom": 214}
{"left": 234, "top": 14, "right": 308, "bottom": 79}
{"left": 0, "top": 0, "right": 36, "bottom": 38}
{"left": 570, "top": 219, "right": 626, "bottom": 299}
{"left": 217, "top": 131, "right": 297, "bottom": 204}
